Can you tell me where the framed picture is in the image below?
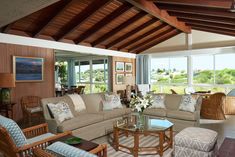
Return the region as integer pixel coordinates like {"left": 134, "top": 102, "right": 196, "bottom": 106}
{"left": 116, "top": 62, "right": 124, "bottom": 72}
{"left": 125, "top": 62, "right": 132, "bottom": 72}
{"left": 116, "top": 74, "right": 124, "bottom": 84}
{"left": 13, "top": 56, "right": 44, "bottom": 82}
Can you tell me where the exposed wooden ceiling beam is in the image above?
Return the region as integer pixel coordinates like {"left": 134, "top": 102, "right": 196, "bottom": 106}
{"left": 129, "top": 25, "right": 173, "bottom": 52}
{"left": 1, "top": 23, "right": 14, "bottom": 33}
{"left": 180, "top": 19, "right": 235, "bottom": 31}
{"left": 125, "top": 0, "right": 191, "bottom": 33}
{"left": 91, "top": 12, "right": 146, "bottom": 47}
{"left": 33, "top": 0, "right": 72, "bottom": 38}
{"left": 190, "top": 24, "right": 235, "bottom": 36}
{"left": 152, "top": 0, "right": 233, "bottom": 9}
{"left": 157, "top": 3, "right": 235, "bottom": 18}
{"left": 56, "top": 0, "right": 111, "bottom": 41}
{"left": 106, "top": 18, "right": 157, "bottom": 49}
{"left": 135, "top": 28, "right": 180, "bottom": 53}
{"left": 169, "top": 12, "right": 235, "bottom": 26}
{"left": 118, "top": 22, "right": 167, "bottom": 50}
{"left": 74, "top": 2, "right": 132, "bottom": 44}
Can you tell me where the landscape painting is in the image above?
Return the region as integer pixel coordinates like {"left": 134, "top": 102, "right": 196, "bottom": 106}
{"left": 116, "top": 62, "right": 124, "bottom": 72}
{"left": 13, "top": 56, "right": 44, "bottom": 82}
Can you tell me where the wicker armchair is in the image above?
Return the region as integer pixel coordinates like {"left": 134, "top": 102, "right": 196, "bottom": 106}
{"left": 200, "top": 92, "right": 226, "bottom": 120}
{"left": 0, "top": 119, "right": 71, "bottom": 157}
{"left": 33, "top": 143, "right": 107, "bottom": 157}
{"left": 21, "top": 96, "right": 43, "bottom": 125}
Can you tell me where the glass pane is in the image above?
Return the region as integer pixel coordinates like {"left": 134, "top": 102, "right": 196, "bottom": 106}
{"left": 151, "top": 84, "right": 161, "bottom": 93}
{"left": 92, "top": 84, "right": 107, "bottom": 93}
{"left": 193, "top": 55, "right": 214, "bottom": 84}
{"left": 162, "top": 86, "right": 186, "bottom": 94}
{"left": 151, "top": 58, "right": 170, "bottom": 84}
{"left": 80, "top": 61, "right": 90, "bottom": 82}
{"left": 78, "top": 84, "right": 90, "bottom": 94}
{"left": 169, "top": 57, "right": 187, "bottom": 84}
{"left": 215, "top": 54, "right": 235, "bottom": 85}
{"left": 92, "top": 59, "right": 105, "bottom": 83}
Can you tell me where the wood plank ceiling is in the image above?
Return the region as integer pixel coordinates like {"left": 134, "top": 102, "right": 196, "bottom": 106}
{"left": 0, "top": 0, "right": 191, "bottom": 54}
{"left": 151, "top": 0, "right": 235, "bottom": 37}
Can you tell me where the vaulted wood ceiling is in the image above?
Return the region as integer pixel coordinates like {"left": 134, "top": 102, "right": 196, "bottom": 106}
{"left": 152, "top": 0, "right": 235, "bottom": 37}
{"left": 0, "top": 0, "right": 190, "bottom": 54}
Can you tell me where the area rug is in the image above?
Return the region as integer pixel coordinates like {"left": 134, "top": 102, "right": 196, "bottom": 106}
{"left": 106, "top": 134, "right": 173, "bottom": 157}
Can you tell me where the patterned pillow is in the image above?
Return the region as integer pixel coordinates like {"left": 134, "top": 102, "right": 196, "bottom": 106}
{"left": 179, "top": 95, "right": 197, "bottom": 113}
{"left": 151, "top": 95, "right": 165, "bottom": 109}
{"left": 0, "top": 115, "right": 28, "bottom": 147}
{"left": 105, "top": 94, "right": 122, "bottom": 109}
{"left": 46, "top": 141, "right": 97, "bottom": 157}
{"left": 47, "top": 101, "right": 74, "bottom": 123}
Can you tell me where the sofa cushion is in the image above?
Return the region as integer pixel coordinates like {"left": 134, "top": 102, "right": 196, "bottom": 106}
{"left": 167, "top": 110, "right": 197, "bottom": 121}
{"left": 57, "top": 113, "right": 103, "bottom": 132}
{"left": 99, "top": 108, "right": 126, "bottom": 120}
{"left": 165, "top": 94, "right": 182, "bottom": 110}
{"left": 143, "top": 108, "right": 167, "bottom": 117}
{"left": 179, "top": 95, "right": 197, "bottom": 113}
{"left": 175, "top": 127, "right": 218, "bottom": 152}
{"left": 80, "top": 93, "right": 103, "bottom": 113}
{"left": 66, "top": 94, "right": 86, "bottom": 112}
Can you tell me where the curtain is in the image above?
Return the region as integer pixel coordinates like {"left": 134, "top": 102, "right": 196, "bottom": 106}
{"left": 67, "top": 59, "right": 76, "bottom": 87}
{"left": 136, "top": 55, "right": 150, "bottom": 84}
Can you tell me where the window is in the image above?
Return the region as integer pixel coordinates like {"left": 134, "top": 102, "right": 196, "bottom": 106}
{"left": 151, "top": 57, "right": 187, "bottom": 94}
{"left": 75, "top": 58, "right": 108, "bottom": 93}
{"left": 193, "top": 55, "right": 214, "bottom": 84}
{"left": 215, "top": 54, "right": 235, "bottom": 85}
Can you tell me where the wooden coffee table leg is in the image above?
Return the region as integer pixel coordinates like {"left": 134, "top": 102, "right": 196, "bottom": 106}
{"left": 159, "top": 132, "right": 164, "bottom": 157}
{"left": 113, "top": 127, "right": 119, "bottom": 151}
{"left": 133, "top": 132, "right": 139, "bottom": 157}
{"left": 169, "top": 127, "right": 173, "bottom": 148}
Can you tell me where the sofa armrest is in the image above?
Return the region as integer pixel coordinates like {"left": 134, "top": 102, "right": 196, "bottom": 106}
{"left": 195, "top": 96, "right": 202, "bottom": 111}
{"left": 46, "top": 119, "right": 59, "bottom": 134}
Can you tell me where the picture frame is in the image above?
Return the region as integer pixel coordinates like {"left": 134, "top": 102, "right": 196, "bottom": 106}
{"left": 115, "top": 61, "right": 124, "bottom": 72}
{"left": 13, "top": 56, "right": 44, "bottom": 82}
{"left": 125, "top": 62, "right": 132, "bottom": 72}
{"left": 116, "top": 74, "right": 124, "bottom": 84}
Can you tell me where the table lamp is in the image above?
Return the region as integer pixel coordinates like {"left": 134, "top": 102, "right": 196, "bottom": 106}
{"left": 0, "top": 73, "right": 15, "bottom": 103}
{"left": 124, "top": 76, "right": 134, "bottom": 102}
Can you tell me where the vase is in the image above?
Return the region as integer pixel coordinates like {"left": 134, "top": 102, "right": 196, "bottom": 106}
{"left": 136, "top": 112, "right": 145, "bottom": 129}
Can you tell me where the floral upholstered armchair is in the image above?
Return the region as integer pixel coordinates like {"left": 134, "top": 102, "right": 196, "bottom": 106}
{"left": 0, "top": 115, "right": 71, "bottom": 157}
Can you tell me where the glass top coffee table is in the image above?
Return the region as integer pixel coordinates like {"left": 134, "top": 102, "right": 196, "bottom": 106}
{"left": 113, "top": 114, "right": 174, "bottom": 157}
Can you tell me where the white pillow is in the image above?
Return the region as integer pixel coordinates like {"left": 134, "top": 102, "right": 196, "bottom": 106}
{"left": 47, "top": 101, "right": 74, "bottom": 123}
{"left": 151, "top": 95, "right": 165, "bottom": 109}
{"left": 105, "top": 94, "right": 122, "bottom": 109}
{"left": 67, "top": 94, "right": 86, "bottom": 112}
{"left": 179, "top": 95, "right": 197, "bottom": 113}
{"left": 102, "top": 100, "right": 113, "bottom": 111}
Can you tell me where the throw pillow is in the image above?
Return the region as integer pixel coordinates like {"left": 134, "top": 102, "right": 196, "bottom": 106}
{"left": 151, "top": 95, "right": 165, "bottom": 109}
{"left": 102, "top": 100, "right": 114, "bottom": 111}
{"left": 179, "top": 95, "right": 197, "bottom": 113}
{"left": 47, "top": 101, "right": 74, "bottom": 123}
{"left": 67, "top": 94, "right": 86, "bottom": 112}
{"left": 105, "top": 94, "right": 122, "bottom": 109}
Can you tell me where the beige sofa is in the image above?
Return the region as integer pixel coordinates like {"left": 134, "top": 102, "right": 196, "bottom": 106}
{"left": 144, "top": 94, "right": 202, "bottom": 131}
{"left": 41, "top": 93, "right": 202, "bottom": 140}
{"left": 41, "top": 93, "right": 131, "bottom": 140}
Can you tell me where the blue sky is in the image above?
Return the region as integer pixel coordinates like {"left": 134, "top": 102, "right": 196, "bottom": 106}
{"left": 151, "top": 54, "right": 235, "bottom": 71}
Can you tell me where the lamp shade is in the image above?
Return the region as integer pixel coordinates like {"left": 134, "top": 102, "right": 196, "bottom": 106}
{"left": 0, "top": 73, "right": 15, "bottom": 88}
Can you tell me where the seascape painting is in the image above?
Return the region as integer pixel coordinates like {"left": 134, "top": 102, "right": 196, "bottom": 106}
{"left": 13, "top": 56, "right": 44, "bottom": 82}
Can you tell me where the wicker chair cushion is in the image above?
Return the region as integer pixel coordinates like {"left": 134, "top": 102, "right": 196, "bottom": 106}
{"left": 0, "top": 115, "right": 27, "bottom": 147}
{"left": 46, "top": 142, "right": 97, "bottom": 157}
{"left": 27, "top": 133, "right": 55, "bottom": 144}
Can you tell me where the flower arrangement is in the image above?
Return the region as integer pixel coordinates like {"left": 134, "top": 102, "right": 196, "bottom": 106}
{"left": 130, "top": 94, "right": 153, "bottom": 113}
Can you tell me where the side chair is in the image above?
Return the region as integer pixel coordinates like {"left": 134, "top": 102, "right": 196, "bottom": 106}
{"left": 0, "top": 115, "right": 71, "bottom": 157}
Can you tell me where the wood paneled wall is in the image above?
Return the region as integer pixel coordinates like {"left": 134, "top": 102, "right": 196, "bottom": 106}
{"left": 0, "top": 43, "right": 55, "bottom": 121}
{"left": 111, "top": 56, "right": 136, "bottom": 93}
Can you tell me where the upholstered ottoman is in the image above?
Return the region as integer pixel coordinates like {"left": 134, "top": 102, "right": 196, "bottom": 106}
{"left": 174, "top": 127, "right": 218, "bottom": 157}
